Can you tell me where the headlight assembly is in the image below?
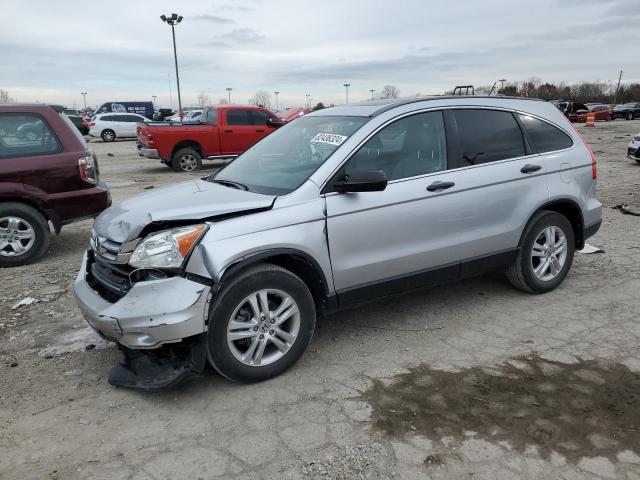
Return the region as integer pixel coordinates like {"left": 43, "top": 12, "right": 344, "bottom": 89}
{"left": 129, "top": 224, "right": 208, "bottom": 269}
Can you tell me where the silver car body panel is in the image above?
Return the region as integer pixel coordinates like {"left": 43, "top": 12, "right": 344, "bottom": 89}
{"left": 75, "top": 96, "right": 602, "bottom": 348}
{"left": 74, "top": 252, "right": 211, "bottom": 348}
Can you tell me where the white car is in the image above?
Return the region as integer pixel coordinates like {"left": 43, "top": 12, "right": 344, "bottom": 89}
{"left": 166, "top": 110, "right": 203, "bottom": 122}
{"left": 89, "top": 113, "right": 148, "bottom": 142}
{"left": 628, "top": 133, "right": 640, "bottom": 163}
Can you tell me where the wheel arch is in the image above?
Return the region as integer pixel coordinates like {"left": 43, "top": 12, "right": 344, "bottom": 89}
{"left": 219, "top": 248, "right": 332, "bottom": 314}
{"left": 172, "top": 141, "right": 203, "bottom": 159}
{"left": 523, "top": 199, "right": 585, "bottom": 249}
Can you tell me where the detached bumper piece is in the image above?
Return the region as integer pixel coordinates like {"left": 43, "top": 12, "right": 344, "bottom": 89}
{"left": 109, "top": 334, "right": 208, "bottom": 390}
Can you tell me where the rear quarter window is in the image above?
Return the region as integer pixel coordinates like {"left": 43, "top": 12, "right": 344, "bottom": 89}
{"left": 518, "top": 114, "right": 573, "bottom": 153}
{"left": 0, "top": 113, "right": 62, "bottom": 158}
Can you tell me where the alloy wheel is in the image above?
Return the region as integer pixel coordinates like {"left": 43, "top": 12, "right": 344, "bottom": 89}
{"left": 0, "top": 216, "right": 36, "bottom": 257}
{"left": 530, "top": 226, "right": 568, "bottom": 282}
{"left": 226, "top": 289, "right": 301, "bottom": 367}
{"left": 179, "top": 154, "right": 198, "bottom": 171}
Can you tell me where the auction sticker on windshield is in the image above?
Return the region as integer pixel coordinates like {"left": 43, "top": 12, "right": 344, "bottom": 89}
{"left": 311, "top": 133, "right": 348, "bottom": 146}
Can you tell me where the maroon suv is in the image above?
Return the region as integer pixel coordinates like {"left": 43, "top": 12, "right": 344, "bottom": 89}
{"left": 0, "top": 104, "right": 111, "bottom": 267}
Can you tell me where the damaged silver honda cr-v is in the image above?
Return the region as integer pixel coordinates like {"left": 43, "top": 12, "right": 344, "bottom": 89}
{"left": 74, "top": 96, "right": 601, "bottom": 388}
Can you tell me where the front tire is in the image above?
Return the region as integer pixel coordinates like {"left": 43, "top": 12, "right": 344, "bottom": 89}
{"left": 101, "top": 129, "right": 116, "bottom": 142}
{"left": 506, "top": 211, "right": 575, "bottom": 293}
{"left": 207, "top": 263, "right": 316, "bottom": 383}
{"left": 171, "top": 148, "right": 202, "bottom": 172}
{"left": 0, "top": 203, "right": 50, "bottom": 267}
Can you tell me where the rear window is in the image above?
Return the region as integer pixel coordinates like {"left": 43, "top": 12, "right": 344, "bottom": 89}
{"left": 454, "top": 109, "right": 525, "bottom": 164}
{"left": 0, "top": 113, "right": 61, "bottom": 158}
{"left": 518, "top": 114, "right": 573, "bottom": 153}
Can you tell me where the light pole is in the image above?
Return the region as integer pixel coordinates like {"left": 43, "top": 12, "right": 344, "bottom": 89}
{"left": 80, "top": 92, "right": 87, "bottom": 110}
{"left": 274, "top": 91, "right": 280, "bottom": 111}
{"left": 305, "top": 94, "right": 311, "bottom": 108}
{"left": 226, "top": 87, "right": 232, "bottom": 104}
{"left": 152, "top": 95, "right": 157, "bottom": 107}
{"left": 160, "top": 13, "right": 183, "bottom": 119}
{"left": 369, "top": 89, "right": 375, "bottom": 101}
{"left": 499, "top": 79, "right": 507, "bottom": 90}
{"left": 343, "top": 83, "right": 351, "bottom": 104}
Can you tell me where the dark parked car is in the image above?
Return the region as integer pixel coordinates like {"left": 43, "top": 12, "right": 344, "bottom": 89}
{"left": 613, "top": 103, "right": 640, "bottom": 120}
{"left": 0, "top": 104, "right": 111, "bottom": 266}
{"left": 66, "top": 114, "right": 89, "bottom": 135}
{"left": 153, "top": 108, "right": 175, "bottom": 121}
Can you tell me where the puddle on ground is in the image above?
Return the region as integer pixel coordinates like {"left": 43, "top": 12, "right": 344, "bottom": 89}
{"left": 362, "top": 354, "right": 640, "bottom": 463}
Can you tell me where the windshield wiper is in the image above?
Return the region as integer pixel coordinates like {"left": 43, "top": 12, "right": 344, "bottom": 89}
{"left": 211, "top": 179, "right": 249, "bottom": 191}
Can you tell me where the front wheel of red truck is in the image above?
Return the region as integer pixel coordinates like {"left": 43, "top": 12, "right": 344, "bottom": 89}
{"left": 171, "top": 148, "right": 202, "bottom": 173}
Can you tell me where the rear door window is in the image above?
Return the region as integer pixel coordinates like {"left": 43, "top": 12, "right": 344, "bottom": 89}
{"left": 518, "top": 114, "right": 573, "bottom": 153}
{"left": 205, "top": 108, "right": 218, "bottom": 124}
{"left": 226, "top": 109, "right": 252, "bottom": 126}
{"left": 454, "top": 109, "right": 525, "bottom": 164}
{"left": 101, "top": 115, "right": 118, "bottom": 122}
{"left": 0, "top": 113, "right": 61, "bottom": 158}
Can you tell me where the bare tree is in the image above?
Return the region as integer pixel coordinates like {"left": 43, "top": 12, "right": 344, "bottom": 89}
{"left": 380, "top": 85, "right": 400, "bottom": 99}
{"left": 196, "top": 92, "right": 211, "bottom": 108}
{"left": 0, "top": 89, "right": 15, "bottom": 103}
{"left": 250, "top": 91, "right": 272, "bottom": 109}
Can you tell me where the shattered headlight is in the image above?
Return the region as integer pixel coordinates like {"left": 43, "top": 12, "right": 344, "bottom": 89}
{"left": 129, "top": 224, "right": 208, "bottom": 269}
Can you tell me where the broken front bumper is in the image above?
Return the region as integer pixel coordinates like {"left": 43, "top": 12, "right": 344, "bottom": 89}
{"left": 73, "top": 252, "right": 211, "bottom": 349}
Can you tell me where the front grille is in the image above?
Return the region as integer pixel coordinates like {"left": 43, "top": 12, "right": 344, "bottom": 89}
{"left": 86, "top": 250, "right": 133, "bottom": 302}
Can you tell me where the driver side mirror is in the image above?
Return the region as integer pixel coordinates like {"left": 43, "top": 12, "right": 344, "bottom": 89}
{"left": 332, "top": 170, "right": 388, "bottom": 193}
{"left": 267, "top": 117, "right": 284, "bottom": 127}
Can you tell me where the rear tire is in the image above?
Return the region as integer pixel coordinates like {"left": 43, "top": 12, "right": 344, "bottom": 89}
{"left": 0, "top": 203, "right": 50, "bottom": 267}
{"left": 506, "top": 211, "right": 575, "bottom": 294}
{"left": 207, "top": 263, "right": 316, "bottom": 383}
{"left": 171, "top": 148, "right": 202, "bottom": 172}
{"left": 101, "top": 129, "right": 116, "bottom": 142}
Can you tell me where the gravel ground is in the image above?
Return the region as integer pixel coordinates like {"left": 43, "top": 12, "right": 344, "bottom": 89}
{"left": 1, "top": 121, "right": 640, "bottom": 479}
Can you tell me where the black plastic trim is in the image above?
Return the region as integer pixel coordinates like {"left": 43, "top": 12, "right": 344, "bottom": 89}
{"left": 584, "top": 220, "right": 602, "bottom": 240}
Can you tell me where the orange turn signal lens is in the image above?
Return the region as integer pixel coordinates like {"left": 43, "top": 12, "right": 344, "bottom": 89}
{"left": 175, "top": 224, "right": 208, "bottom": 256}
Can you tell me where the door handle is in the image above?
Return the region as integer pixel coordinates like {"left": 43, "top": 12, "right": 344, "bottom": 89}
{"left": 224, "top": 129, "right": 233, "bottom": 133}
{"left": 520, "top": 164, "right": 542, "bottom": 174}
{"left": 426, "top": 181, "right": 455, "bottom": 192}
{"left": 255, "top": 129, "right": 265, "bottom": 133}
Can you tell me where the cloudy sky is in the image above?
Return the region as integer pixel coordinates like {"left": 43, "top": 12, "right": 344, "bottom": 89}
{"left": 1, "top": 0, "right": 638, "bottom": 110}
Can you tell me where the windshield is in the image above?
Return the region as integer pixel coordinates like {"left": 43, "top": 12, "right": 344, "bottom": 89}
{"left": 212, "top": 115, "right": 368, "bottom": 195}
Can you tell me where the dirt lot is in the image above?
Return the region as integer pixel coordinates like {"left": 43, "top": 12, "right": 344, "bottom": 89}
{"left": 1, "top": 121, "right": 640, "bottom": 480}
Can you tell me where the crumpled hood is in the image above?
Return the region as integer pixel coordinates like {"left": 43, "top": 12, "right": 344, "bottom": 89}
{"left": 94, "top": 180, "right": 276, "bottom": 242}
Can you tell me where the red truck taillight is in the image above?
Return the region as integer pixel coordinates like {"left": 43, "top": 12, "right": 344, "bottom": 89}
{"left": 79, "top": 153, "right": 98, "bottom": 184}
{"left": 146, "top": 134, "right": 155, "bottom": 145}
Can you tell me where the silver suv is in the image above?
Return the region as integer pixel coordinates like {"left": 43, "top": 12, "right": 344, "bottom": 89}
{"left": 74, "top": 96, "right": 602, "bottom": 386}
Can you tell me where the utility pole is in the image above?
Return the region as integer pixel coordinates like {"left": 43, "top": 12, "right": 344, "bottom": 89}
{"left": 343, "top": 83, "right": 351, "bottom": 104}
{"left": 80, "top": 92, "right": 87, "bottom": 110}
{"left": 369, "top": 89, "right": 375, "bottom": 101}
{"left": 274, "top": 91, "right": 280, "bottom": 111}
{"left": 613, "top": 70, "right": 623, "bottom": 105}
{"left": 226, "top": 87, "right": 232, "bottom": 104}
{"left": 160, "top": 13, "right": 184, "bottom": 118}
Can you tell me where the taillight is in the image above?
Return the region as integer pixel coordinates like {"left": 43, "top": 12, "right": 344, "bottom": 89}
{"left": 569, "top": 122, "right": 597, "bottom": 179}
{"left": 79, "top": 154, "right": 98, "bottom": 184}
{"left": 146, "top": 134, "right": 155, "bottom": 145}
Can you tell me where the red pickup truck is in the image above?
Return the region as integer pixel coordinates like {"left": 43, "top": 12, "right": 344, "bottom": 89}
{"left": 137, "top": 105, "right": 283, "bottom": 172}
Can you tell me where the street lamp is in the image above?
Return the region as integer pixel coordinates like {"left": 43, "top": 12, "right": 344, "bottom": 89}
{"left": 369, "top": 89, "right": 375, "bottom": 101}
{"left": 160, "top": 13, "right": 184, "bottom": 119}
{"left": 305, "top": 94, "right": 311, "bottom": 108}
{"left": 80, "top": 92, "right": 87, "bottom": 110}
{"left": 152, "top": 95, "right": 157, "bottom": 107}
{"left": 226, "top": 87, "right": 232, "bottom": 104}
{"left": 274, "top": 91, "right": 280, "bottom": 111}
{"left": 499, "top": 79, "right": 507, "bottom": 90}
{"left": 343, "top": 83, "right": 351, "bottom": 104}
